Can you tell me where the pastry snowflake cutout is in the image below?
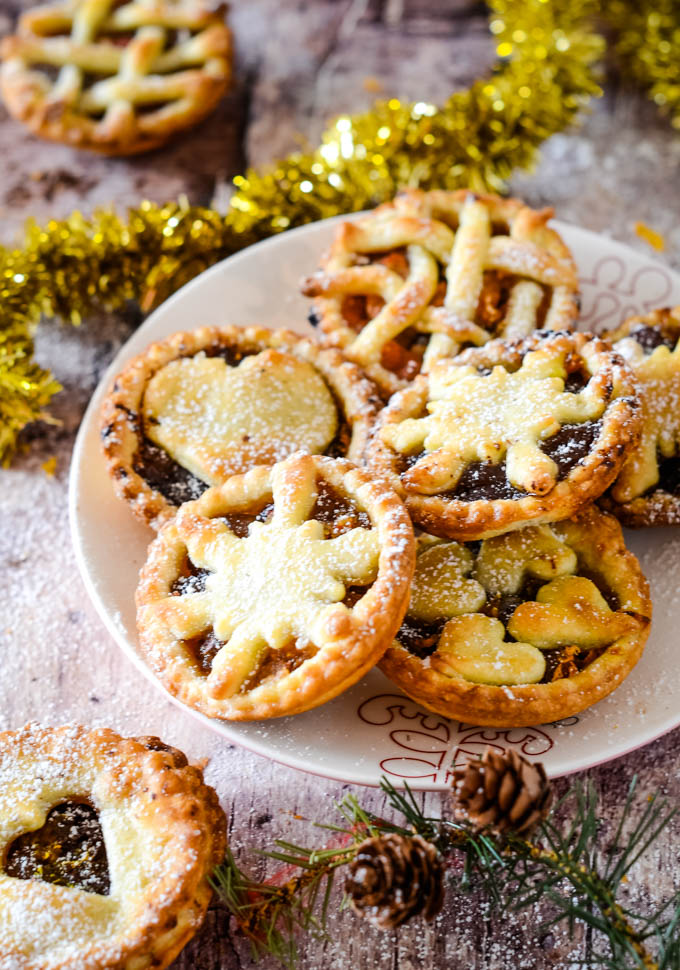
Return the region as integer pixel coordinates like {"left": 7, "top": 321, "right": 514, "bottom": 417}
{"left": 137, "top": 453, "right": 416, "bottom": 720}
{"left": 152, "top": 458, "right": 379, "bottom": 699}
{"left": 380, "top": 347, "right": 604, "bottom": 495}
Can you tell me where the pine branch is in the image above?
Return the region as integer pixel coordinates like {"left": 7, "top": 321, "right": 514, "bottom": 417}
{"left": 210, "top": 775, "right": 680, "bottom": 970}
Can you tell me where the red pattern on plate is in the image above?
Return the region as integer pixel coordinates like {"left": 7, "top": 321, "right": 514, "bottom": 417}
{"left": 580, "top": 255, "right": 674, "bottom": 331}
{"left": 357, "top": 694, "right": 555, "bottom": 783}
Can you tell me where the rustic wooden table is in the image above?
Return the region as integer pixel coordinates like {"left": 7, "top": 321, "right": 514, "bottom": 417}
{"left": 1, "top": 2, "right": 680, "bottom": 968}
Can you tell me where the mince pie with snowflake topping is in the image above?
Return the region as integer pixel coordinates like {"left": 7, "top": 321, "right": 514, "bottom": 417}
{"left": 136, "top": 453, "right": 415, "bottom": 720}
{"left": 379, "top": 507, "right": 651, "bottom": 727}
{"left": 101, "top": 325, "right": 381, "bottom": 530}
{"left": 0, "top": 723, "right": 226, "bottom": 970}
{"left": 0, "top": 0, "right": 232, "bottom": 154}
{"left": 300, "top": 189, "right": 579, "bottom": 397}
{"left": 365, "top": 330, "right": 640, "bottom": 540}
{"left": 599, "top": 307, "right": 680, "bottom": 526}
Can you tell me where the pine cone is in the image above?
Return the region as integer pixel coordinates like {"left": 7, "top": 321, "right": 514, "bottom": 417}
{"left": 451, "top": 746, "right": 552, "bottom": 837}
{"left": 345, "top": 832, "right": 444, "bottom": 930}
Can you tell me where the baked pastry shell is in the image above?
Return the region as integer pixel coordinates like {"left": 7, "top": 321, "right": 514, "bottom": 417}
{"left": 0, "top": 723, "right": 226, "bottom": 970}
{"left": 365, "top": 330, "right": 642, "bottom": 540}
{"left": 0, "top": 7, "right": 232, "bottom": 155}
{"left": 136, "top": 455, "right": 416, "bottom": 720}
{"left": 304, "top": 188, "right": 580, "bottom": 398}
{"left": 379, "top": 506, "right": 652, "bottom": 728}
{"left": 100, "top": 325, "right": 382, "bottom": 531}
{"left": 599, "top": 307, "right": 680, "bottom": 527}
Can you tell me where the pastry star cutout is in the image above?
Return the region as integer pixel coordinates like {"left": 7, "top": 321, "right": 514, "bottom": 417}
{"left": 380, "top": 348, "right": 605, "bottom": 495}
{"left": 610, "top": 340, "right": 680, "bottom": 501}
{"left": 153, "top": 457, "right": 379, "bottom": 699}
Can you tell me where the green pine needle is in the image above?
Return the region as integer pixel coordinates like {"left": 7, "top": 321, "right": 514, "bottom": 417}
{"left": 211, "top": 775, "right": 679, "bottom": 970}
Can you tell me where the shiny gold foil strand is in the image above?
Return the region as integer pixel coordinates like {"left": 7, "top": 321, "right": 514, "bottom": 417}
{"left": 605, "top": 0, "right": 680, "bottom": 130}
{"left": 0, "top": 0, "right": 605, "bottom": 464}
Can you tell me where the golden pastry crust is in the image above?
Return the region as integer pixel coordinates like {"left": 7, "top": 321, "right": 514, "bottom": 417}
{"left": 379, "top": 507, "right": 652, "bottom": 727}
{"left": 136, "top": 453, "right": 416, "bottom": 720}
{"left": 100, "top": 325, "right": 382, "bottom": 531}
{"left": 599, "top": 307, "right": 680, "bottom": 527}
{"left": 301, "top": 188, "right": 579, "bottom": 397}
{"left": 365, "top": 330, "right": 641, "bottom": 540}
{"left": 0, "top": 0, "right": 232, "bottom": 155}
{"left": 0, "top": 723, "right": 226, "bottom": 970}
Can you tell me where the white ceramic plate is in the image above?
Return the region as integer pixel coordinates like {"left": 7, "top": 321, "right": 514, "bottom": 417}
{"left": 70, "top": 215, "right": 680, "bottom": 789}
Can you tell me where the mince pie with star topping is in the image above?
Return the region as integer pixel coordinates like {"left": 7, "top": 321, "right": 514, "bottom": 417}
{"left": 599, "top": 307, "right": 680, "bottom": 526}
{"left": 301, "top": 189, "right": 579, "bottom": 397}
{"left": 136, "top": 453, "right": 416, "bottom": 720}
{"left": 365, "top": 330, "right": 641, "bottom": 540}
{"left": 101, "top": 325, "right": 381, "bottom": 531}
{"left": 379, "top": 506, "right": 651, "bottom": 727}
{"left": 0, "top": 723, "right": 226, "bottom": 970}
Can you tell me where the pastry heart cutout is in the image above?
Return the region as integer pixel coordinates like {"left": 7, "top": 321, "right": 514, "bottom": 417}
{"left": 507, "top": 576, "right": 637, "bottom": 649}
{"left": 474, "top": 525, "right": 577, "bottom": 595}
{"left": 143, "top": 349, "right": 339, "bottom": 484}
{"left": 4, "top": 800, "right": 110, "bottom": 895}
{"left": 407, "top": 541, "right": 486, "bottom": 623}
{"left": 430, "top": 614, "right": 545, "bottom": 685}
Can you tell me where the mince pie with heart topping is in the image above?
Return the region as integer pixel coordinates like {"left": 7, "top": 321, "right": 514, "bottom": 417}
{"left": 0, "top": 723, "right": 226, "bottom": 970}
{"left": 136, "top": 453, "right": 415, "bottom": 720}
{"left": 101, "top": 325, "right": 381, "bottom": 530}
{"left": 599, "top": 307, "right": 680, "bottom": 526}
{"left": 301, "top": 189, "right": 579, "bottom": 397}
{"left": 379, "top": 506, "right": 651, "bottom": 727}
{"left": 365, "top": 330, "right": 641, "bottom": 540}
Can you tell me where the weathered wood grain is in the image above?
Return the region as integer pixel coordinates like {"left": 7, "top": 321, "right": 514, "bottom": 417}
{"left": 1, "top": 1, "right": 679, "bottom": 968}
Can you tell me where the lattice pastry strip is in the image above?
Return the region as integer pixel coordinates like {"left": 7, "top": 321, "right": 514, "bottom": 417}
{"left": 136, "top": 453, "right": 416, "bottom": 720}
{"left": 0, "top": 0, "right": 232, "bottom": 154}
{"left": 301, "top": 188, "right": 579, "bottom": 396}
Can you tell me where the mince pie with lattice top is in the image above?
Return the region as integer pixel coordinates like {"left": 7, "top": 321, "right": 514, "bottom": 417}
{"left": 0, "top": 0, "right": 232, "bottom": 154}
{"left": 365, "top": 330, "right": 640, "bottom": 540}
{"left": 300, "top": 189, "right": 579, "bottom": 397}
{"left": 0, "top": 723, "right": 226, "bottom": 970}
{"left": 379, "top": 506, "right": 651, "bottom": 727}
{"left": 136, "top": 453, "right": 415, "bottom": 720}
{"left": 101, "top": 325, "right": 381, "bottom": 531}
{"left": 599, "top": 307, "right": 680, "bottom": 527}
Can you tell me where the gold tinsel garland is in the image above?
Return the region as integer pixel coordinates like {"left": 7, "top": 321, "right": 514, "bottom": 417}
{"left": 605, "top": 0, "right": 680, "bottom": 130}
{"left": 0, "top": 0, "right": 609, "bottom": 462}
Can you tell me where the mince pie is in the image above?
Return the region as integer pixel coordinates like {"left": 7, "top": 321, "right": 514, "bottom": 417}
{"left": 379, "top": 507, "right": 651, "bottom": 727}
{"left": 600, "top": 307, "right": 680, "bottom": 526}
{"left": 365, "top": 330, "right": 641, "bottom": 540}
{"left": 0, "top": 0, "right": 232, "bottom": 155}
{"left": 301, "top": 189, "right": 579, "bottom": 397}
{"left": 101, "top": 325, "right": 381, "bottom": 530}
{"left": 136, "top": 453, "right": 416, "bottom": 720}
{"left": 0, "top": 723, "right": 226, "bottom": 969}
